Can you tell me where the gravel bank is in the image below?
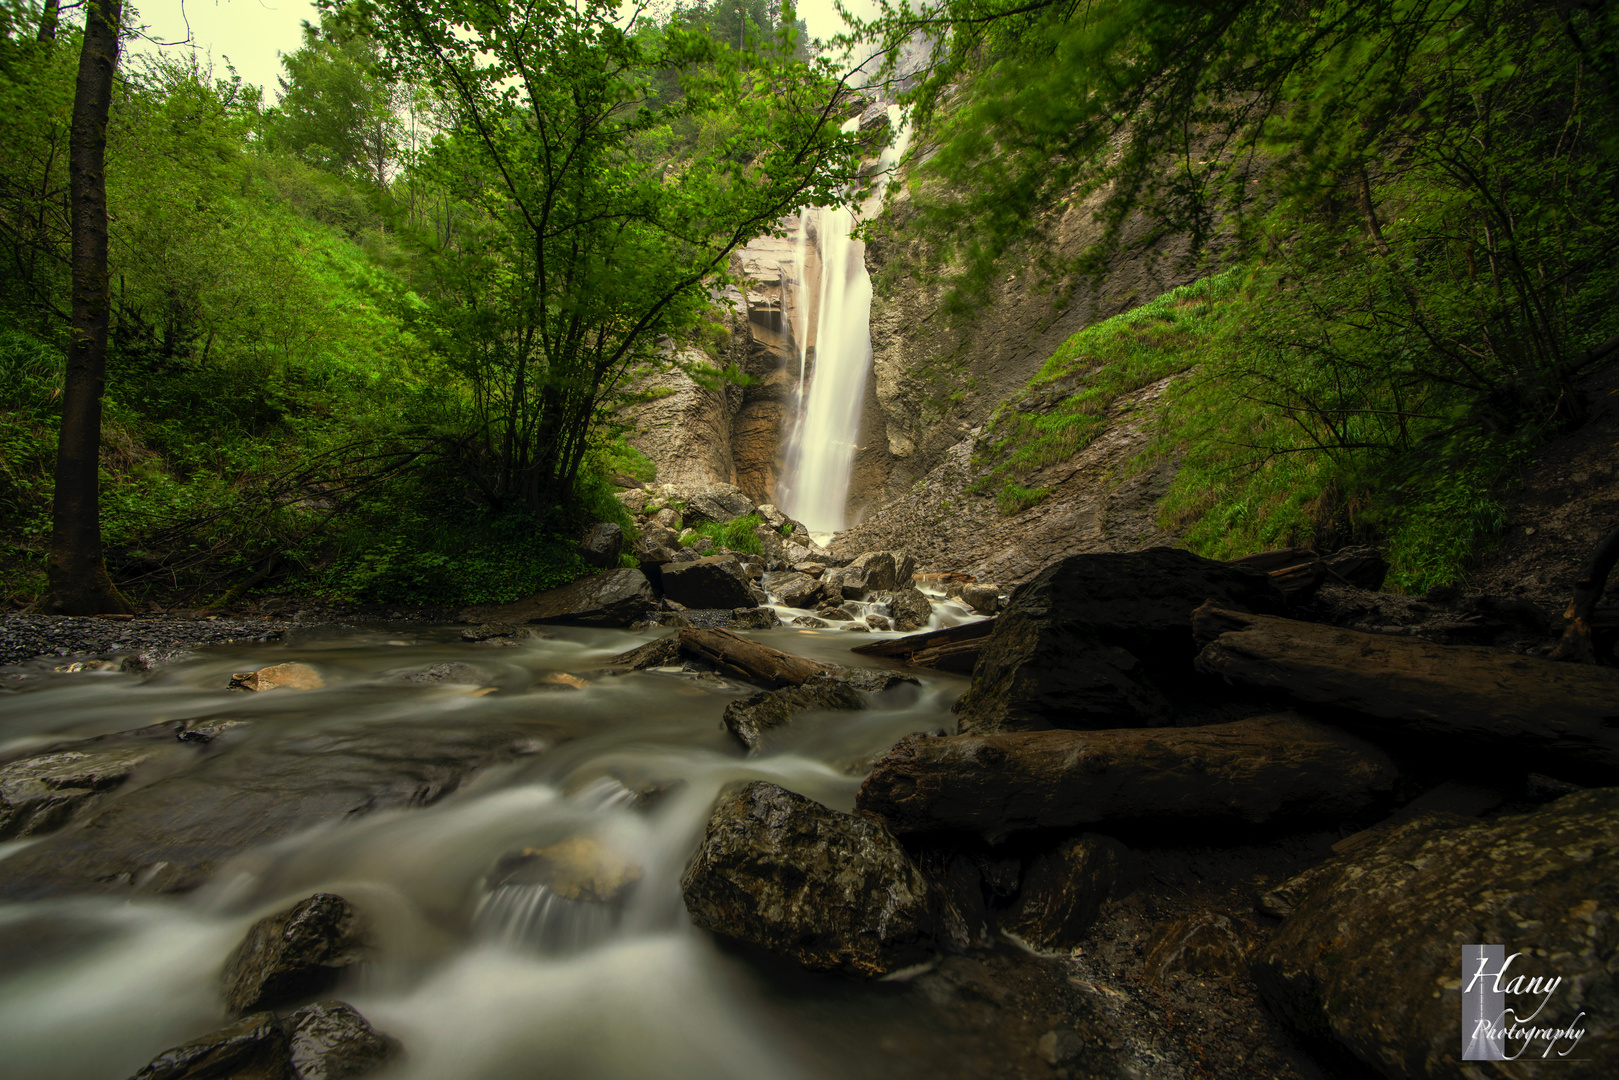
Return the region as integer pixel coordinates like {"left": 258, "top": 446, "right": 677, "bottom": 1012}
{"left": 0, "top": 613, "right": 289, "bottom": 668}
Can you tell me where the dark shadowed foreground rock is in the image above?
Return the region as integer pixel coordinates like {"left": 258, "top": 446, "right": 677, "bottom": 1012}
{"left": 1253, "top": 788, "right": 1619, "bottom": 1078}
{"left": 224, "top": 893, "right": 366, "bottom": 1014}
{"left": 857, "top": 713, "right": 1396, "bottom": 843}
{"left": 467, "top": 567, "right": 655, "bottom": 627}
{"left": 955, "top": 548, "right": 1287, "bottom": 734}
{"left": 1000, "top": 835, "right": 1138, "bottom": 953}
{"left": 1193, "top": 605, "right": 1619, "bottom": 782}
{"left": 681, "top": 782, "right": 937, "bottom": 977}
{"left": 660, "top": 555, "right": 758, "bottom": 610}
{"left": 851, "top": 619, "right": 995, "bottom": 674}
{"left": 130, "top": 1000, "right": 399, "bottom": 1080}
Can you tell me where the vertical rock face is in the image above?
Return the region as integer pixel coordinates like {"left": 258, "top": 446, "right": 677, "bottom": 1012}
{"left": 621, "top": 352, "right": 740, "bottom": 493}
{"left": 1253, "top": 789, "right": 1619, "bottom": 1079}
{"left": 680, "top": 781, "right": 938, "bottom": 977}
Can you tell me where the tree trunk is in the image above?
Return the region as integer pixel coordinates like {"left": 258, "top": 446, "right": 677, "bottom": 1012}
{"left": 45, "top": 0, "right": 130, "bottom": 616}
{"left": 676, "top": 627, "right": 832, "bottom": 688}
{"left": 37, "top": 0, "right": 61, "bottom": 41}
{"left": 1192, "top": 604, "right": 1619, "bottom": 782}
{"left": 855, "top": 714, "right": 1397, "bottom": 845}
{"left": 849, "top": 619, "right": 995, "bottom": 674}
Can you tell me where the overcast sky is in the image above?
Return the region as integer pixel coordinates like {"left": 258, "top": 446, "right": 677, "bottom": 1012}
{"left": 125, "top": 0, "right": 878, "bottom": 101}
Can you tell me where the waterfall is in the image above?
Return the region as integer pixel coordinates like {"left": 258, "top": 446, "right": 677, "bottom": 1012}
{"left": 778, "top": 106, "right": 911, "bottom": 535}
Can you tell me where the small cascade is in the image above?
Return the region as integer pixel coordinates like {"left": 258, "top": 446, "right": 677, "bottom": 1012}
{"left": 778, "top": 105, "right": 912, "bottom": 534}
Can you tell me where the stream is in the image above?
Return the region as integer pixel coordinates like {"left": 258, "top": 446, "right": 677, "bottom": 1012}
{"left": 0, "top": 605, "right": 1052, "bottom": 1080}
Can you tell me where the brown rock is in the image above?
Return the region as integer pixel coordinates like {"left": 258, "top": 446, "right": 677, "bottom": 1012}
{"left": 223, "top": 894, "right": 366, "bottom": 1015}
{"left": 230, "top": 662, "right": 323, "bottom": 693}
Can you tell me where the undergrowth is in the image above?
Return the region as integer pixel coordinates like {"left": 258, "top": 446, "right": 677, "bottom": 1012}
{"left": 681, "top": 513, "right": 764, "bottom": 555}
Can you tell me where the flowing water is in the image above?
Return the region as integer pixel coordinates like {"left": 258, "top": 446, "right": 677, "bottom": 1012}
{"left": 779, "top": 107, "right": 913, "bottom": 533}
{"left": 0, "top": 602, "right": 999, "bottom": 1080}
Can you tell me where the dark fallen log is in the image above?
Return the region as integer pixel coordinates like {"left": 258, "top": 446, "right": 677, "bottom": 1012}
{"left": 855, "top": 713, "right": 1395, "bottom": 844}
{"left": 1193, "top": 605, "right": 1619, "bottom": 782}
{"left": 848, "top": 619, "right": 995, "bottom": 674}
{"left": 677, "top": 627, "right": 832, "bottom": 688}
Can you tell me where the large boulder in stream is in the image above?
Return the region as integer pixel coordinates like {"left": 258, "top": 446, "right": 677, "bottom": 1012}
{"left": 660, "top": 555, "right": 758, "bottom": 610}
{"left": 954, "top": 547, "right": 1287, "bottom": 734}
{"left": 224, "top": 893, "right": 367, "bottom": 1014}
{"left": 130, "top": 1000, "right": 399, "bottom": 1080}
{"left": 681, "top": 782, "right": 938, "bottom": 977}
{"left": 1253, "top": 788, "right": 1619, "bottom": 1078}
{"left": 469, "top": 567, "right": 656, "bottom": 627}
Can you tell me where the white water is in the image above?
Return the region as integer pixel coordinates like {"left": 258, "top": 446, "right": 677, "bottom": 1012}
{"left": 778, "top": 106, "right": 912, "bottom": 534}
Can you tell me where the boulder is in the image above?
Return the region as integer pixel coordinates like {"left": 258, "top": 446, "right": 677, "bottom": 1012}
{"left": 660, "top": 555, "right": 757, "bottom": 610}
{"left": 866, "top": 614, "right": 892, "bottom": 631}
{"left": 722, "top": 677, "right": 866, "bottom": 749}
{"left": 615, "top": 489, "right": 648, "bottom": 515}
{"left": 960, "top": 583, "right": 1003, "bottom": 616}
{"left": 459, "top": 623, "right": 540, "bottom": 645}
{"left": 681, "top": 782, "right": 938, "bottom": 977}
{"left": 229, "top": 662, "right": 324, "bottom": 693}
{"left": 1253, "top": 789, "right": 1619, "bottom": 1076}
{"left": 0, "top": 744, "right": 170, "bottom": 841}
{"left": 223, "top": 893, "right": 366, "bottom": 1014}
{"left": 954, "top": 548, "right": 1287, "bottom": 735}
{"left": 887, "top": 587, "right": 933, "bottom": 632}
{"left": 650, "top": 507, "right": 680, "bottom": 530}
{"left": 848, "top": 552, "right": 898, "bottom": 591}
{"left": 729, "top": 607, "right": 781, "bottom": 630}
{"left": 130, "top": 1000, "right": 398, "bottom": 1080}
{"left": 791, "top": 561, "right": 826, "bottom": 578}
{"left": 857, "top": 713, "right": 1396, "bottom": 844}
{"left": 468, "top": 568, "right": 656, "bottom": 627}
{"left": 577, "top": 522, "right": 624, "bottom": 569}
{"left": 755, "top": 503, "right": 793, "bottom": 531}
{"left": 683, "top": 483, "right": 757, "bottom": 526}
{"left": 1000, "top": 835, "right": 1137, "bottom": 952}
{"left": 769, "top": 572, "right": 824, "bottom": 609}
{"left": 825, "top": 565, "right": 869, "bottom": 600}
{"left": 850, "top": 619, "right": 995, "bottom": 674}
{"left": 791, "top": 615, "right": 829, "bottom": 628}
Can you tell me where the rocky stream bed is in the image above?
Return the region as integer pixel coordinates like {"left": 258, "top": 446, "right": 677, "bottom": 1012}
{"left": 1, "top": 489, "right": 1615, "bottom": 1080}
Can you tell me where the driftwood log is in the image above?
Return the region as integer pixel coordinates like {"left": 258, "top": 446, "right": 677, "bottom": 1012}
{"left": 848, "top": 619, "right": 995, "bottom": 674}
{"left": 1193, "top": 605, "right": 1619, "bottom": 782}
{"left": 855, "top": 713, "right": 1396, "bottom": 844}
{"left": 677, "top": 628, "right": 832, "bottom": 688}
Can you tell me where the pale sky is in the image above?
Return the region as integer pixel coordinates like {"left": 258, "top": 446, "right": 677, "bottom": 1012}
{"left": 125, "top": 0, "right": 878, "bottom": 102}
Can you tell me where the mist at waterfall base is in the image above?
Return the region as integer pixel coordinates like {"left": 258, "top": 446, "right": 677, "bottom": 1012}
{"left": 777, "top": 107, "right": 912, "bottom": 535}
{"left": 0, "top": 588, "right": 994, "bottom": 1080}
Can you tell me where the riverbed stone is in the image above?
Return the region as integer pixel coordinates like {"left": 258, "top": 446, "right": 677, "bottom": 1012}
{"left": 729, "top": 607, "right": 781, "bottom": 630}
{"left": 0, "top": 744, "right": 169, "bottom": 840}
{"left": 954, "top": 548, "right": 1288, "bottom": 734}
{"left": 825, "top": 565, "right": 869, "bottom": 599}
{"left": 660, "top": 555, "right": 757, "bottom": 609}
{"left": 577, "top": 522, "right": 624, "bottom": 569}
{"left": 129, "top": 1000, "right": 398, "bottom": 1080}
{"left": 130, "top": 1010, "right": 286, "bottom": 1080}
{"left": 681, "top": 781, "right": 938, "bottom": 977}
{"left": 230, "top": 662, "right": 324, "bottom": 693}
{"left": 960, "top": 584, "right": 1003, "bottom": 615}
{"left": 224, "top": 893, "right": 367, "bottom": 1014}
{"left": 489, "top": 836, "right": 642, "bottom": 902}
{"left": 1253, "top": 787, "right": 1619, "bottom": 1077}
{"left": 887, "top": 587, "right": 934, "bottom": 632}
{"left": 769, "top": 572, "right": 823, "bottom": 609}
{"left": 471, "top": 567, "right": 656, "bottom": 627}
{"left": 721, "top": 677, "right": 867, "bottom": 749}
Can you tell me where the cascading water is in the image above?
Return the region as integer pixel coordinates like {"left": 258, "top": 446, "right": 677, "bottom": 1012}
{"left": 778, "top": 106, "right": 912, "bottom": 535}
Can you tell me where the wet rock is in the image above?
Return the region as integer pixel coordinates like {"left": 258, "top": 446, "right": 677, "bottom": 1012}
{"left": 460, "top": 623, "right": 540, "bottom": 645}
{"left": 867, "top": 614, "right": 892, "bottom": 631}
{"left": 770, "top": 572, "right": 824, "bottom": 609}
{"left": 1253, "top": 788, "right": 1619, "bottom": 1076}
{"left": 844, "top": 624, "right": 871, "bottom": 633}
{"left": 887, "top": 587, "right": 934, "bottom": 632}
{"left": 608, "top": 635, "right": 683, "bottom": 670}
{"left": 230, "top": 662, "right": 325, "bottom": 693}
{"left": 0, "top": 745, "right": 166, "bottom": 840}
{"left": 791, "top": 561, "right": 826, "bottom": 578}
{"left": 130, "top": 1001, "right": 398, "bottom": 1080}
{"left": 955, "top": 548, "right": 1287, "bottom": 735}
{"left": 489, "top": 836, "right": 642, "bottom": 902}
{"left": 660, "top": 555, "right": 757, "bottom": 610}
{"left": 729, "top": 607, "right": 781, "bottom": 630}
{"left": 683, "top": 483, "right": 757, "bottom": 526}
{"left": 721, "top": 677, "right": 867, "bottom": 749}
{"left": 960, "top": 584, "right": 1003, "bottom": 616}
{"left": 224, "top": 893, "right": 366, "bottom": 1014}
{"left": 816, "top": 603, "right": 857, "bottom": 621}
{"left": 681, "top": 781, "right": 938, "bottom": 977}
{"left": 577, "top": 522, "right": 624, "bottom": 569}
{"left": 385, "top": 662, "right": 493, "bottom": 686}
{"left": 848, "top": 552, "right": 896, "bottom": 591}
{"left": 178, "top": 718, "right": 251, "bottom": 744}
{"left": 825, "top": 565, "right": 869, "bottom": 600}
{"left": 1143, "top": 914, "right": 1252, "bottom": 982}
{"left": 468, "top": 567, "right": 656, "bottom": 627}
{"left": 282, "top": 1000, "right": 401, "bottom": 1080}
{"left": 791, "top": 615, "right": 829, "bottom": 628}
{"left": 1001, "top": 835, "right": 1137, "bottom": 952}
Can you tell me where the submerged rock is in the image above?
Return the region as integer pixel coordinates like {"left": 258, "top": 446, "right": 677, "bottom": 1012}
{"left": 1253, "top": 788, "right": 1619, "bottom": 1077}
{"left": 790, "top": 615, "right": 829, "bottom": 628}
{"left": 459, "top": 623, "right": 541, "bottom": 645}
{"left": 489, "top": 836, "right": 642, "bottom": 903}
{"left": 385, "top": 662, "right": 493, "bottom": 687}
{"left": 681, "top": 782, "right": 938, "bottom": 977}
{"left": 955, "top": 548, "right": 1287, "bottom": 734}
{"left": 130, "top": 1000, "right": 398, "bottom": 1080}
{"left": 721, "top": 677, "right": 866, "bottom": 749}
{"left": 660, "top": 555, "right": 757, "bottom": 610}
{"left": 229, "top": 662, "right": 324, "bottom": 693}
{"left": 224, "top": 893, "right": 367, "bottom": 1014}
{"left": 0, "top": 745, "right": 167, "bottom": 840}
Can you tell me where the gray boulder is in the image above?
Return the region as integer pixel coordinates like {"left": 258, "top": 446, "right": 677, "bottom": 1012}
{"left": 887, "top": 587, "right": 933, "bottom": 632}
{"left": 615, "top": 489, "right": 648, "bottom": 515}
{"left": 683, "top": 483, "right": 757, "bottom": 526}
{"left": 476, "top": 567, "right": 657, "bottom": 627}
{"left": 769, "top": 572, "right": 824, "bottom": 609}
{"left": 848, "top": 550, "right": 917, "bottom": 592}
{"left": 960, "top": 583, "right": 1003, "bottom": 616}
{"left": 224, "top": 893, "right": 366, "bottom": 1014}
{"left": 661, "top": 555, "right": 757, "bottom": 610}
{"left": 1, "top": 744, "right": 170, "bottom": 840}
{"left": 681, "top": 782, "right": 938, "bottom": 977}
{"left": 824, "top": 565, "right": 869, "bottom": 600}
{"left": 1254, "top": 789, "right": 1619, "bottom": 1077}
{"left": 577, "top": 523, "right": 624, "bottom": 569}
{"left": 729, "top": 607, "right": 781, "bottom": 630}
